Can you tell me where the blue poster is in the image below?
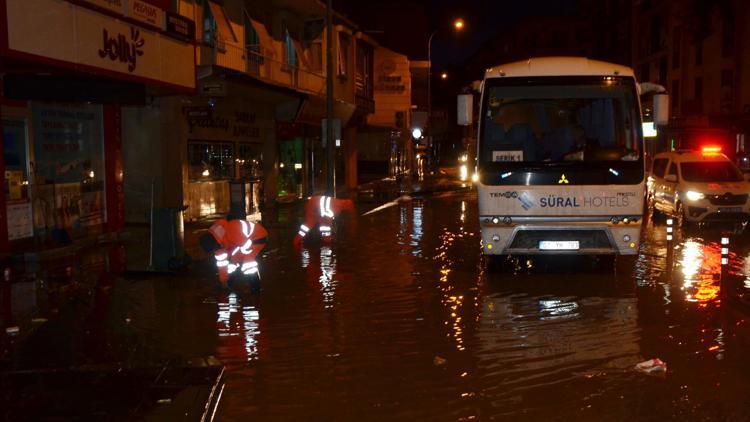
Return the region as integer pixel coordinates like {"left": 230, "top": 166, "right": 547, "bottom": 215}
{"left": 31, "top": 104, "right": 104, "bottom": 184}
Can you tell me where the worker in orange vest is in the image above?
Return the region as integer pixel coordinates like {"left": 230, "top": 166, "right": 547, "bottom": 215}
{"left": 294, "top": 195, "right": 354, "bottom": 247}
{"left": 200, "top": 215, "right": 268, "bottom": 286}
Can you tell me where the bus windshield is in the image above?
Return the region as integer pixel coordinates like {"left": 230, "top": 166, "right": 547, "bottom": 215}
{"left": 480, "top": 77, "right": 642, "bottom": 167}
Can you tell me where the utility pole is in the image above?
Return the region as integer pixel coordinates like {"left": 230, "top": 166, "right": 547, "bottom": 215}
{"left": 325, "top": 0, "right": 335, "bottom": 196}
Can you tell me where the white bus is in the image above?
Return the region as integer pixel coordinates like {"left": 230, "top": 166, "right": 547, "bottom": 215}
{"left": 467, "top": 57, "right": 668, "bottom": 259}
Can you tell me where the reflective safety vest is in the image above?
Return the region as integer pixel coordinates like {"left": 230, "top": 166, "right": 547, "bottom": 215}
{"left": 209, "top": 218, "right": 268, "bottom": 280}
{"left": 295, "top": 195, "right": 354, "bottom": 243}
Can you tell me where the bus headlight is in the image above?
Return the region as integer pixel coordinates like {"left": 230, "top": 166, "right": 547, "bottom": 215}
{"left": 471, "top": 172, "right": 479, "bottom": 183}
{"left": 460, "top": 164, "right": 468, "bottom": 181}
{"left": 685, "top": 191, "right": 704, "bottom": 201}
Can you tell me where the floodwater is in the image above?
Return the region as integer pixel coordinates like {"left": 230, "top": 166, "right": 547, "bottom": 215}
{"left": 213, "top": 190, "right": 750, "bottom": 420}
{"left": 5, "top": 187, "right": 750, "bottom": 420}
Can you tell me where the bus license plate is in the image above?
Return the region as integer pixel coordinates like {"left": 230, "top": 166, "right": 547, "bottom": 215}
{"left": 539, "top": 241, "right": 580, "bottom": 250}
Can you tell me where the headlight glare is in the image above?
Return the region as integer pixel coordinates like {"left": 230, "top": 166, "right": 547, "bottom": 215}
{"left": 685, "top": 191, "right": 704, "bottom": 201}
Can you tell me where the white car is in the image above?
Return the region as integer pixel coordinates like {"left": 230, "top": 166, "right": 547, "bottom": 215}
{"left": 647, "top": 148, "right": 750, "bottom": 227}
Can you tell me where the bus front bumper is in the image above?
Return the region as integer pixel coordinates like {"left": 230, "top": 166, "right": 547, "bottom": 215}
{"left": 481, "top": 219, "right": 642, "bottom": 255}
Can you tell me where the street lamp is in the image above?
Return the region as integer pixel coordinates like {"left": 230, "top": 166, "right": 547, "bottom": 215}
{"left": 427, "top": 18, "right": 464, "bottom": 168}
{"left": 440, "top": 72, "right": 448, "bottom": 80}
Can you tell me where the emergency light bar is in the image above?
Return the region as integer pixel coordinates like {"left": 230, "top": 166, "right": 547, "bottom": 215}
{"left": 701, "top": 146, "right": 722, "bottom": 155}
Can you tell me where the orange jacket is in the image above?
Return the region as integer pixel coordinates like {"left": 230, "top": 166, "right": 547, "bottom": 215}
{"left": 295, "top": 195, "right": 354, "bottom": 245}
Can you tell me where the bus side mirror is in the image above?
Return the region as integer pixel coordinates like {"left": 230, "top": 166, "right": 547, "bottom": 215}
{"left": 457, "top": 94, "right": 473, "bottom": 126}
{"left": 653, "top": 94, "right": 669, "bottom": 126}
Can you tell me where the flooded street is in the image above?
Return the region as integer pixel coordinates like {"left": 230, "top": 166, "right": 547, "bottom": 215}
{"left": 5, "top": 185, "right": 750, "bottom": 420}
{"left": 213, "top": 188, "right": 750, "bottom": 420}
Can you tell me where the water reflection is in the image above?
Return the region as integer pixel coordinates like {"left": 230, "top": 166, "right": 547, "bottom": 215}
{"left": 318, "top": 246, "right": 337, "bottom": 308}
{"left": 217, "top": 293, "right": 261, "bottom": 364}
{"left": 675, "top": 238, "right": 721, "bottom": 307}
{"left": 410, "top": 201, "right": 423, "bottom": 256}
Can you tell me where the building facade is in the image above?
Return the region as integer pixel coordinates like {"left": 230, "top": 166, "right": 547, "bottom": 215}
{"left": 632, "top": 0, "right": 750, "bottom": 159}
{"left": 156, "top": 0, "right": 385, "bottom": 223}
{"left": 0, "top": 0, "right": 195, "bottom": 252}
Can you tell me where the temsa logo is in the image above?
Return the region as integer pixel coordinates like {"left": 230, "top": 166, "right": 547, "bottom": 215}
{"left": 98, "top": 27, "right": 145, "bottom": 72}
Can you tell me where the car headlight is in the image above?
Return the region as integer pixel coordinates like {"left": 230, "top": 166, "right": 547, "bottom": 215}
{"left": 685, "top": 191, "right": 704, "bottom": 201}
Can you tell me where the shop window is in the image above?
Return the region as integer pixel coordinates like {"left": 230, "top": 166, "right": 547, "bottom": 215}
{"left": 3, "top": 119, "right": 29, "bottom": 201}
{"left": 31, "top": 104, "right": 106, "bottom": 230}
{"left": 237, "top": 143, "right": 263, "bottom": 179}
{"left": 338, "top": 32, "right": 350, "bottom": 77}
{"left": 278, "top": 139, "right": 303, "bottom": 198}
{"left": 3, "top": 119, "right": 33, "bottom": 241}
{"left": 188, "top": 141, "right": 234, "bottom": 180}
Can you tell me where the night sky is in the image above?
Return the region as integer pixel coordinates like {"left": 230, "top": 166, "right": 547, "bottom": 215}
{"left": 339, "top": 0, "right": 578, "bottom": 67}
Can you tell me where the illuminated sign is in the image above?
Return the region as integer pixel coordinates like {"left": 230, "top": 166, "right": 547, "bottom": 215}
{"left": 643, "top": 122, "right": 657, "bottom": 138}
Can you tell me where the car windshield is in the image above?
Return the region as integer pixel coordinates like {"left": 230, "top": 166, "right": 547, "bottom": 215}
{"left": 480, "top": 77, "right": 641, "bottom": 166}
{"left": 680, "top": 161, "right": 743, "bottom": 183}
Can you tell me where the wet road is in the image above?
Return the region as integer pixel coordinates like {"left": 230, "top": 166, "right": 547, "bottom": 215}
{"left": 211, "top": 189, "right": 750, "bottom": 421}
{"left": 5, "top": 185, "right": 750, "bottom": 420}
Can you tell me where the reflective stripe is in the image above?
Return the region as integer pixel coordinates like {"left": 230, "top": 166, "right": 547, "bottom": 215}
{"left": 300, "top": 224, "right": 310, "bottom": 232}
{"left": 232, "top": 247, "right": 241, "bottom": 256}
{"left": 319, "top": 225, "right": 331, "bottom": 231}
{"left": 325, "top": 196, "right": 333, "bottom": 217}
{"left": 240, "top": 220, "right": 250, "bottom": 237}
{"left": 214, "top": 252, "right": 228, "bottom": 261}
{"left": 228, "top": 263, "right": 238, "bottom": 273}
{"left": 216, "top": 260, "right": 229, "bottom": 267}
{"left": 319, "top": 196, "right": 334, "bottom": 218}
{"left": 243, "top": 267, "right": 258, "bottom": 275}
{"left": 241, "top": 261, "right": 258, "bottom": 270}
{"left": 321, "top": 232, "right": 331, "bottom": 237}
{"left": 298, "top": 230, "right": 307, "bottom": 237}
{"left": 239, "top": 238, "right": 253, "bottom": 255}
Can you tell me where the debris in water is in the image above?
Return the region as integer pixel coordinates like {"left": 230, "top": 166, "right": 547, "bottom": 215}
{"left": 5, "top": 326, "right": 20, "bottom": 335}
{"left": 433, "top": 356, "right": 447, "bottom": 366}
{"left": 635, "top": 358, "right": 667, "bottom": 375}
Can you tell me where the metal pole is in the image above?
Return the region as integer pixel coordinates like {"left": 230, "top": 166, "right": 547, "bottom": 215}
{"left": 148, "top": 178, "right": 155, "bottom": 270}
{"left": 427, "top": 30, "right": 436, "bottom": 171}
{"left": 325, "top": 0, "right": 335, "bottom": 196}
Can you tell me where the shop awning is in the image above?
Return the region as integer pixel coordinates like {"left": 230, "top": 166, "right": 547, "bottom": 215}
{"left": 246, "top": 13, "right": 275, "bottom": 57}
{"left": 291, "top": 39, "right": 310, "bottom": 70}
{"left": 208, "top": 1, "right": 237, "bottom": 43}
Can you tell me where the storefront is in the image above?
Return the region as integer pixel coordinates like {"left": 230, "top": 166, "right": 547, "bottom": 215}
{"left": 0, "top": 0, "right": 195, "bottom": 252}
{"left": 181, "top": 82, "right": 275, "bottom": 221}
